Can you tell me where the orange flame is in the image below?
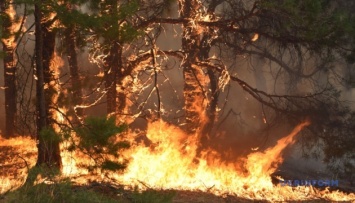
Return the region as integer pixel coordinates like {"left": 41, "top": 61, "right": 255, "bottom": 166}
{"left": 109, "top": 120, "right": 353, "bottom": 201}
{"left": 0, "top": 137, "right": 36, "bottom": 193}
{"left": 1, "top": 120, "right": 355, "bottom": 201}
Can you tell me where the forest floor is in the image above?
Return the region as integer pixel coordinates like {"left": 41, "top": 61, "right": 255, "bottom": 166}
{"left": 0, "top": 136, "right": 353, "bottom": 203}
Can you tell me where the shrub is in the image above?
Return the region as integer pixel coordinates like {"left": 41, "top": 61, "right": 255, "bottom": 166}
{"left": 73, "top": 116, "right": 130, "bottom": 172}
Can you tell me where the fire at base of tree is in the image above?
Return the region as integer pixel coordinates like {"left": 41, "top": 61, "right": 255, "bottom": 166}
{"left": 1, "top": 120, "right": 355, "bottom": 202}
{"left": 1, "top": 0, "right": 355, "bottom": 202}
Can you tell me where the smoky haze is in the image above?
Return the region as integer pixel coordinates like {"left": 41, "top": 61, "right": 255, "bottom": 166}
{"left": 1, "top": 0, "right": 355, "bottom": 185}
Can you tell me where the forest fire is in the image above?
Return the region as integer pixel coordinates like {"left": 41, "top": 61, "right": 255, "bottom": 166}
{"left": 1, "top": 121, "right": 354, "bottom": 202}
{"left": 2, "top": 0, "right": 355, "bottom": 202}
{"left": 0, "top": 136, "right": 36, "bottom": 194}
{"left": 113, "top": 120, "right": 355, "bottom": 201}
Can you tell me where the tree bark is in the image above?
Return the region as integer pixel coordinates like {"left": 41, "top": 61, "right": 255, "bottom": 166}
{"left": 199, "top": 1, "right": 225, "bottom": 140}
{"left": 34, "top": 2, "right": 61, "bottom": 168}
{"left": 1, "top": 0, "right": 17, "bottom": 138}
{"left": 103, "top": 0, "right": 125, "bottom": 122}
{"left": 104, "top": 41, "right": 121, "bottom": 117}
{"left": 180, "top": 0, "right": 208, "bottom": 135}
{"left": 64, "top": 24, "right": 83, "bottom": 119}
{"left": 198, "top": 34, "right": 219, "bottom": 143}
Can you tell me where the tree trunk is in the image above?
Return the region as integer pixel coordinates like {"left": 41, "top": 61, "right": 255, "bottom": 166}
{"left": 104, "top": 41, "right": 121, "bottom": 118}
{"left": 1, "top": 0, "right": 17, "bottom": 138}
{"left": 34, "top": 2, "right": 61, "bottom": 168}
{"left": 180, "top": 0, "right": 208, "bottom": 135}
{"left": 198, "top": 32, "right": 219, "bottom": 142}
{"left": 102, "top": 0, "right": 126, "bottom": 122}
{"left": 64, "top": 24, "right": 83, "bottom": 119}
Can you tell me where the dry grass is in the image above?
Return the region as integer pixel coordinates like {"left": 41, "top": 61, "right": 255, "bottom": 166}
{"left": 0, "top": 136, "right": 37, "bottom": 194}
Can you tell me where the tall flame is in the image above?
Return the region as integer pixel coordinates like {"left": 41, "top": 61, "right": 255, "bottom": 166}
{"left": 113, "top": 121, "right": 308, "bottom": 194}
{"left": 1, "top": 120, "right": 355, "bottom": 201}
{"left": 109, "top": 120, "right": 354, "bottom": 201}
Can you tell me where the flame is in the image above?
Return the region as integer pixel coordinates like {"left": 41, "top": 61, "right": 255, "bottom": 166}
{"left": 1, "top": 3, "right": 20, "bottom": 49}
{"left": 0, "top": 137, "right": 36, "bottom": 193}
{"left": 1, "top": 120, "right": 355, "bottom": 201}
{"left": 114, "top": 121, "right": 303, "bottom": 194}
{"left": 111, "top": 120, "right": 354, "bottom": 201}
{"left": 51, "top": 51, "right": 65, "bottom": 132}
{"left": 251, "top": 33, "right": 259, "bottom": 42}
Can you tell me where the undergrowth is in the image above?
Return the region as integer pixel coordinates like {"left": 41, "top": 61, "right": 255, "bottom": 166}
{"left": 1, "top": 180, "right": 176, "bottom": 203}
{"left": 0, "top": 166, "right": 176, "bottom": 203}
{"left": 1, "top": 180, "right": 117, "bottom": 203}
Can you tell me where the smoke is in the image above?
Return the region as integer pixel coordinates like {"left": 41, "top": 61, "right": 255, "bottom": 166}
{"left": 1, "top": 0, "right": 354, "bottom": 180}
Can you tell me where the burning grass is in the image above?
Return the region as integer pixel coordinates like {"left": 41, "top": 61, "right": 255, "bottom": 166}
{"left": 0, "top": 136, "right": 36, "bottom": 194}
{"left": 0, "top": 121, "right": 355, "bottom": 202}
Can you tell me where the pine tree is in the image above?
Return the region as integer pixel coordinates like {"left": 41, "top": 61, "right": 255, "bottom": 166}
{"left": 0, "top": 0, "right": 17, "bottom": 138}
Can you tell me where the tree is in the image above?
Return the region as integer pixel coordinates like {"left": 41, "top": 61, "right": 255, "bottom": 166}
{"left": 179, "top": 0, "right": 209, "bottom": 136}
{"left": 31, "top": 0, "right": 149, "bottom": 169}
{"left": 9, "top": 0, "right": 355, "bottom": 171}
{"left": 139, "top": 0, "right": 355, "bottom": 160}
{"left": 34, "top": 0, "right": 61, "bottom": 168}
{"left": 74, "top": 116, "right": 130, "bottom": 173}
{"left": 55, "top": 0, "right": 141, "bottom": 122}
{"left": 0, "top": 0, "right": 17, "bottom": 138}
{"left": 215, "top": 0, "right": 355, "bottom": 159}
{"left": 63, "top": 3, "right": 83, "bottom": 120}
{"left": 67, "top": 0, "right": 172, "bottom": 123}
{"left": 100, "top": 0, "right": 126, "bottom": 118}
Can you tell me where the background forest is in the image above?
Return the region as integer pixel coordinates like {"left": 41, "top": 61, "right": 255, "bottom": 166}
{"left": 1, "top": 0, "right": 355, "bottom": 199}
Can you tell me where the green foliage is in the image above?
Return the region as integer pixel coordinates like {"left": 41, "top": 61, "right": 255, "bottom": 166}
{"left": 75, "top": 116, "right": 130, "bottom": 172}
{"left": 131, "top": 188, "right": 176, "bottom": 203}
{"left": 39, "top": 127, "right": 62, "bottom": 145}
{"left": 76, "top": 116, "right": 126, "bottom": 148}
{"left": 25, "top": 166, "right": 61, "bottom": 187}
{"left": 101, "top": 160, "right": 126, "bottom": 171}
{"left": 3, "top": 179, "right": 117, "bottom": 203}
{"left": 120, "top": 22, "right": 142, "bottom": 42}
{"left": 258, "top": 0, "right": 355, "bottom": 60}
{"left": 3, "top": 174, "right": 176, "bottom": 203}
{"left": 118, "top": 0, "right": 139, "bottom": 19}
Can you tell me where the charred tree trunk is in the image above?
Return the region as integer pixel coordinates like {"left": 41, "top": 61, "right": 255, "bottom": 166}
{"left": 34, "top": 3, "right": 61, "bottom": 168}
{"left": 103, "top": 42, "right": 126, "bottom": 123}
{"left": 199, "top": 36, "right": 219, "bottom": 143}
{"left": 103, "top": 0, "right": 125, "bottom": 122}
{"left": 117, "top": 54, "right": 126, "bottom": 116}
{"left": 1, "top": 0, "right": 17, "bottom": 138}
{"left": 199, "top": 2, "right": 222, "bottom": 141}
{"left": 64, "top": 24, "right": 83, "bottom": 119}
{"left": 104, "top": 41, "right": 121, "bottom": 118}
{"left": 180, "top": 0, "right": 207, "bottom": 135}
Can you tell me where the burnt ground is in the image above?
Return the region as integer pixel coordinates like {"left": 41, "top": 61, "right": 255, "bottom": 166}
{"left": 0, "top": 137, "right": 354, "bottom": 203}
